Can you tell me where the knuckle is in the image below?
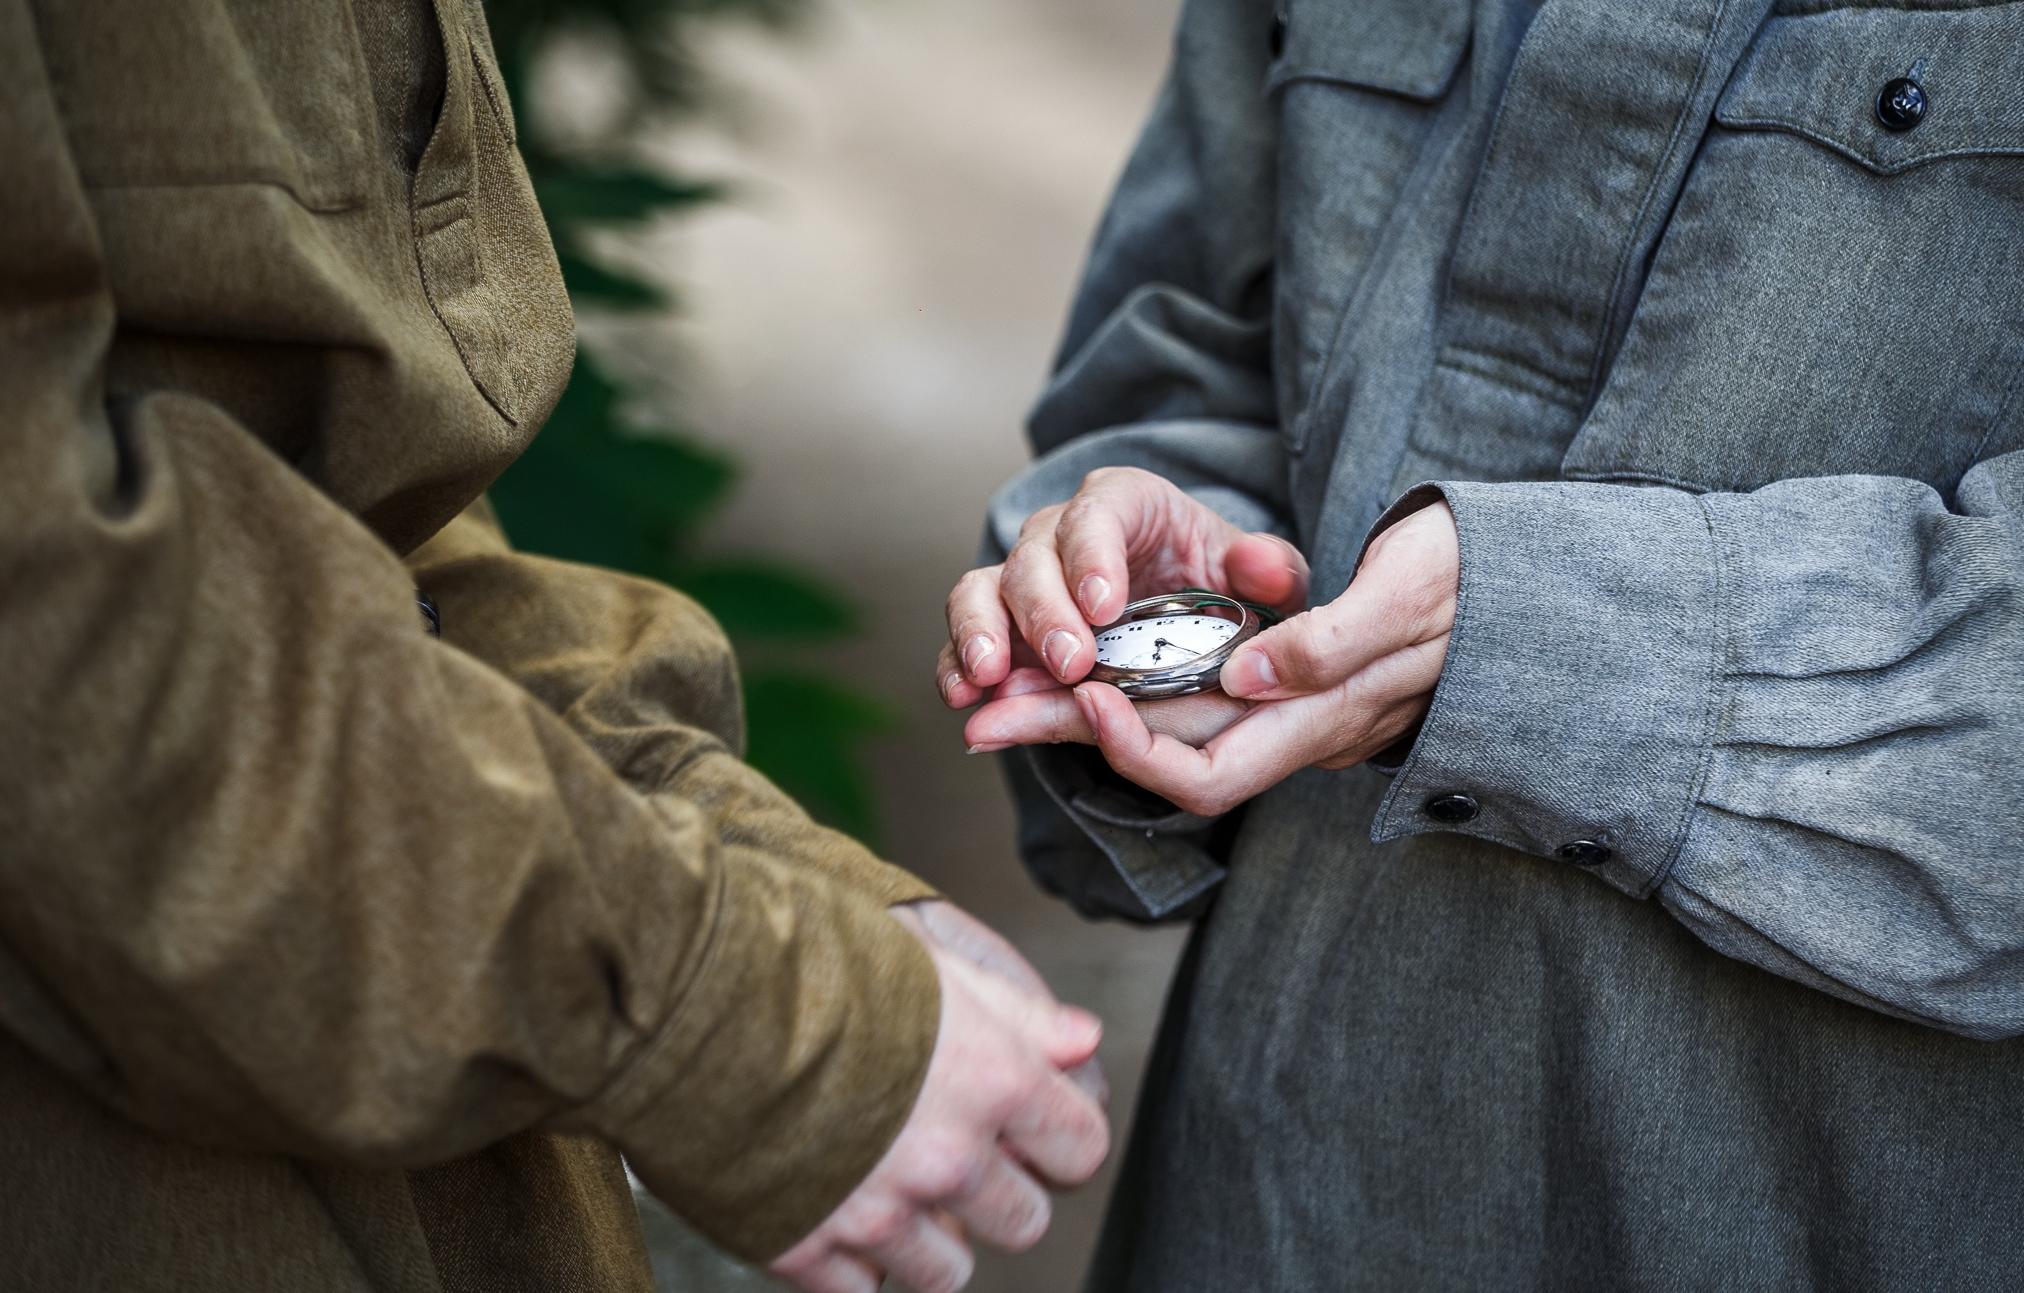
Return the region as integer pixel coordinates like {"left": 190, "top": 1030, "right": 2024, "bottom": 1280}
{"left": 913, "top": 1144, "right": 983, "bottom": 1201}
{"left": 1078, "top": 466, "right": 1128, "bottom": 494}
{"left": 1016, "top": 506, "right": 1061, "bottom": 543}
{"left": 982, "top": 1064, "right": 1034, "bottom": 1120}
{"left": 951, "top": 567, "right": 997, "bottom": 603}
{"left": 1279, "top": 636, "right": 1324, "bottom": 683}
{"left": 841, "top": 1194, "right": 910, "bottom": 1249}
{"left": 1056, "top": 492, "right": 1101, "bottom": 534}
{"left": 999, "top": 542, "right": 1040, "bottom": 585}
{"left": 1081, "top": 465, "right": 1166, "bottom": 506}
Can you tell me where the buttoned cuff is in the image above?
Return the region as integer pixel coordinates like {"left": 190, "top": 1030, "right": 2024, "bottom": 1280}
{"left": 1367, "top": 481, "right": 1723, "bottom": 899}
{"left": 1004, "top": 745, "right": 1226, "bottom": 923}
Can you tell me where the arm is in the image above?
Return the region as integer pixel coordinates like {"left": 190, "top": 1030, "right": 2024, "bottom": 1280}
{"left": 0, "top": 9, "right": 931, "bottom": 1262}
{"left": 1363, "top": 464, "right": 2024, "bottom": 1040}
{"left": 1067, "top": 458, "right": 2024, "bottom": 1040}
{"left": 943, "top": 0, "right": 1297, "bottom": 923}
{"left": 405, "top": 501, "right": 935, "bottom": 908}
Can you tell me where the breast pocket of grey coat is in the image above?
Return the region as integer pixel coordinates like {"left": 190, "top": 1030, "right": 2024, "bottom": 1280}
{"left": 1567, "top": 4, "right": 2024, "bottom": 496}
{"left": 1268, "top": 0, "right": 1473, "bottom": 450}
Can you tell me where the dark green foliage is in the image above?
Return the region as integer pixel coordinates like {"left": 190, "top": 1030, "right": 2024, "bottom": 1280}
{"left": 742, "top": 674, "right": 895, "bottom": 844}
{"left": 481, "top": 0, "right": 891, "bottom": 845}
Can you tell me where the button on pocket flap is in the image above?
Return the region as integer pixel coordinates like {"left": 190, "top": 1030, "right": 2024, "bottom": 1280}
{"left": 1714, "top": 5, "right": 2024, "bottom": 175}
{"left": 1267, "top": 0, "right": 1472, "bottom": 103}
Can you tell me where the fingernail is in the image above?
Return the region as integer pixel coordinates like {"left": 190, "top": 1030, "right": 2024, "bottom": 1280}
{"left": 1071, "top": 686, "right": 1101, "bottom": 737}
{"left": 968, "top": 742, "right": 1012, "bottom": 754}
{"left": 1077, "top": 574, "right": 1112, "bottom": 619}
{"left": 940, "top": 671, "right": 964, "bottom": 702}
{"left": 1223, "top": 649, "right": 1277, "bottom": 696}
{"left": 1059, "top": 1006, "right": 1103, "bottom": 1051}
{"left": 1042, "top": 629, "right": 1083, "bottom": 678}
{"left": 962, "top": 634, "right": 995, "bottom": 676}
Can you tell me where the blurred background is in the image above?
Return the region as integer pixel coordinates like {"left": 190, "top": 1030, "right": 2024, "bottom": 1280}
{"left": 479, "top": 0, "right": 1186, "bottom": 1286}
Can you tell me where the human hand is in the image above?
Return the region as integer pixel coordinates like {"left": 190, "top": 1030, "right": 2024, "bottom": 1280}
{"left": 955, "top": 501, "right": 1459, "bottom": 820}
{"left": 767, "top": 924, "right": 1110, "bottom": 1293}
{"left": 889, "top": 899, "right": 1108, "bottom": 1110}
{"left": 935, "top": 467, "right": 1309, "bottom": 709}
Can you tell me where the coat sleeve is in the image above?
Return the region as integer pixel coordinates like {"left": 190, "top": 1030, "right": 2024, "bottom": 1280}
{"left": 0, "top": 5, "right": 933, "bottom": 1263}
{"left": 1364, "top": 459, "right": 2024, "bottom": 1040}
{"left": 403, "top": 501, "right": 938, "bottom": 909}
{"left": 982, "top": 0, "right": 1294, "bottom": 924}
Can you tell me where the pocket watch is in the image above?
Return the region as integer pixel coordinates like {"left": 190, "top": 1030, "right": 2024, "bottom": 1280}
{"left": 1088, "top": 590, "right": 1280, "bottom": 699}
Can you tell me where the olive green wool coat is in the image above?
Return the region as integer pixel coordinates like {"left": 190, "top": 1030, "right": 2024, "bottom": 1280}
{"left": 0, "top": 0, "right": 940, "bottom": 1287}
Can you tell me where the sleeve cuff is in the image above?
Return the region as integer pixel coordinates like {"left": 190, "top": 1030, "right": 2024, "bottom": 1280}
{"left": 1001, "top": 745, "right": 1227, "bottom": 923}
{"left": 1366, "top": 480, "right": 1725, "bottom": 900}
{"left": 581, "top": 856, "right": 940, "bottom": 1262}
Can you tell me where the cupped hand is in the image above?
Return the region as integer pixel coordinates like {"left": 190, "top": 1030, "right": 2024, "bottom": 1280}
{"left": 935, "top": 467, "right": 1310, "bottom": 708}
{"left": 946, "top": 499, "right": 1461, "bottom": 822}
{"left": 889, "top": 898, "right": 1107, "bottom": 1110}
{"left": 767, "top": 921, "right": 1110, "bottom": 1293}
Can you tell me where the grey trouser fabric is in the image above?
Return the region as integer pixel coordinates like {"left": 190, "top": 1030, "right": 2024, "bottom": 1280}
{"left": 984, "top": 0, "right": 2024, "bottom": 1287}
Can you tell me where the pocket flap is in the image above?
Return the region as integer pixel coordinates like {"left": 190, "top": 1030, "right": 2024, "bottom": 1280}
{"left": 1267, "top": 0, "right": 1472, "bottom": 102}
{"left": 1714, "top": 4, "right": 2024, "bottom": 175}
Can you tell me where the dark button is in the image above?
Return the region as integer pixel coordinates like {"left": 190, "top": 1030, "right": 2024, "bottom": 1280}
{"left": 1269, "top": 8, "right": 1287, "bottom": 58}
{"left": 416, "top": 590, "right": 441, "bottom": 638}
{"left": 1423, "top": 793, "right": 1479, "bottom": 824}
{"left": 1557, "top": 839, "right": 1614, "bottom": 867}
{"left": 1876, "top": 77, "right": 1927, "bottom": 132}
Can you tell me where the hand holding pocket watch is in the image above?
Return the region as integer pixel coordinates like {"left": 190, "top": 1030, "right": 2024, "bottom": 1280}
{"left": 937, "top": 467, "right": 1459, "bottom": 819}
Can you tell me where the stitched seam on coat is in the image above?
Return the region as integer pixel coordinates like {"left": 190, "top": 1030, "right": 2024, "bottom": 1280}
{"left": 1563, "top": 466, "right": 1718, "bottom": 494}
{"left": 1714, "top": 117, "right": 2024, "bottom": 175}
{"left": 79, "top": 175, "right": 363, "bottom": 215}
{"left": 1653, "top": 495, "right": 1728, "bottom": 894}
{"left": 1589, "top": 0, "right": 1734, "bottom": 396}
{"left": 1299, "top": 81, "right": 1482, "bottom": 453}
{"left": 1439, "top": 345, "right": 1584, "bottom": 405}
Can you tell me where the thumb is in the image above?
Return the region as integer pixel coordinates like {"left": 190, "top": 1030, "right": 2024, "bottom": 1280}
{"left": 1219, "top": 589, "right": 1389, "bottom": 700}
{"left": 1043, "top": 1005, "right": 1104, "bottom": 1069}
{"left": 952, "top": 952, "right": 1104, "bottom": 1068}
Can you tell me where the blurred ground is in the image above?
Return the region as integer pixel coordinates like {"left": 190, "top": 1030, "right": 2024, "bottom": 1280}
{"left": 619, "top": 0, "right": 1188, "bottom": 1288}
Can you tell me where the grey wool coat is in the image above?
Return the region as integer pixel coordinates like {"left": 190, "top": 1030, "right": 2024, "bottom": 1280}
{"left": 985, "top": 0, "right": 2024, "bottom": 1288}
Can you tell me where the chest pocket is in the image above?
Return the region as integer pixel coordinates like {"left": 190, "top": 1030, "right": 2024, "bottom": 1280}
{"left": 1268, "top": 0, "right": 1472, "bottom": 449}
{"left": 1568, "top": 3, "right": 2024, "bottom": 496}
{"left": 35, "top": 0, "right": 375, "bottom": 213}
{"left": 410, "top": 0, "right": 574, "bottom": 427}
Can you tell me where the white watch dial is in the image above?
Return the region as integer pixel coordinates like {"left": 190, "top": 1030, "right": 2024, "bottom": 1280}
{"left": 1093, "top": 613, "right": 1239, "bottom": 671}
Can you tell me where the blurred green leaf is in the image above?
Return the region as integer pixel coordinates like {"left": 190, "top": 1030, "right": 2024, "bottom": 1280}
{"left": 538, "top": 167, "right": 725, "bottom": 227}
{"left": 556, "top": 247, "right": 671, "bottom": 310}
{"left": 676, "top": 561, "right": 859, "bottom": 640}
{"left": 742, "top": 671, "right": 896, "bottom": 847}
{"left": 480, "top": 0, "right": 887, "bottom": 844}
